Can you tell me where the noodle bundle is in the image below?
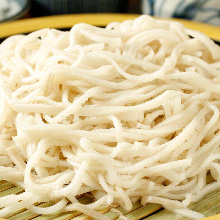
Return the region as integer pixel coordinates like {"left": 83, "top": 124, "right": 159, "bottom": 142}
{"left": 0, "top": 15, "right": 220, "bottom": 219}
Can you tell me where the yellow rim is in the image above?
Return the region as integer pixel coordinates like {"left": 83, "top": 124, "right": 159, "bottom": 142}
{"left": 0, "top": 13, "right": 220, "bottom": 41}
{"left": 201, "top": 214, "right": 220, "bottom": 220}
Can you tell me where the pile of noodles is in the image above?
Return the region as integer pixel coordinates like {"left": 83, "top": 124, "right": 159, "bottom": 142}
{"left": 0, "top": 15, "right": 220, "bottom": 220}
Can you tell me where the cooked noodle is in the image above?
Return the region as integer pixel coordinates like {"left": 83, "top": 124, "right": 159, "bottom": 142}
{"left": 0, "top": 15, "right": 220, "bottom": 220}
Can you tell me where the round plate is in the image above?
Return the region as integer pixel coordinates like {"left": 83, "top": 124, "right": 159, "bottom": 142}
{"left": 0, "top": 13, "right": 220, "bottom": 42}
{"left": 0, "top": 13, "right": 220, "bottom": 220}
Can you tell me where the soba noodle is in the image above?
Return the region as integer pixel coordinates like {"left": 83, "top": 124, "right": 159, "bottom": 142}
{"left": 0, "top": 15, "right": 220, "bottom": 220}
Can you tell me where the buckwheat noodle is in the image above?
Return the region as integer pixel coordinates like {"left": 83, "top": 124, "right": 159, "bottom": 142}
{"left": 0, "top": 15, "right": 220, "bottom": 220}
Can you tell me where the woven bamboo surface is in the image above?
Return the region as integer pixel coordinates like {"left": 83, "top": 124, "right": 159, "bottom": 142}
{"left": 0, "top": 180, "right": 220, "bottom": 220}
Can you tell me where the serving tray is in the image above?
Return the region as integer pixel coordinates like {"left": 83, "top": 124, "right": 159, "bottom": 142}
{"left": 0, "top": 14, "right": 220, "bottom": 220}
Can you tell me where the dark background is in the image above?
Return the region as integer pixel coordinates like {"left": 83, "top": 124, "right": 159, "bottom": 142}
{"left": 30, "top": 0, "right": 140, "bottom": 17}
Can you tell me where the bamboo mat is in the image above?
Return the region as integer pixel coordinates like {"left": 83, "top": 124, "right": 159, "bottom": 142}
{"left": 0, "top": 180, "right": 220, "bottom": 220}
